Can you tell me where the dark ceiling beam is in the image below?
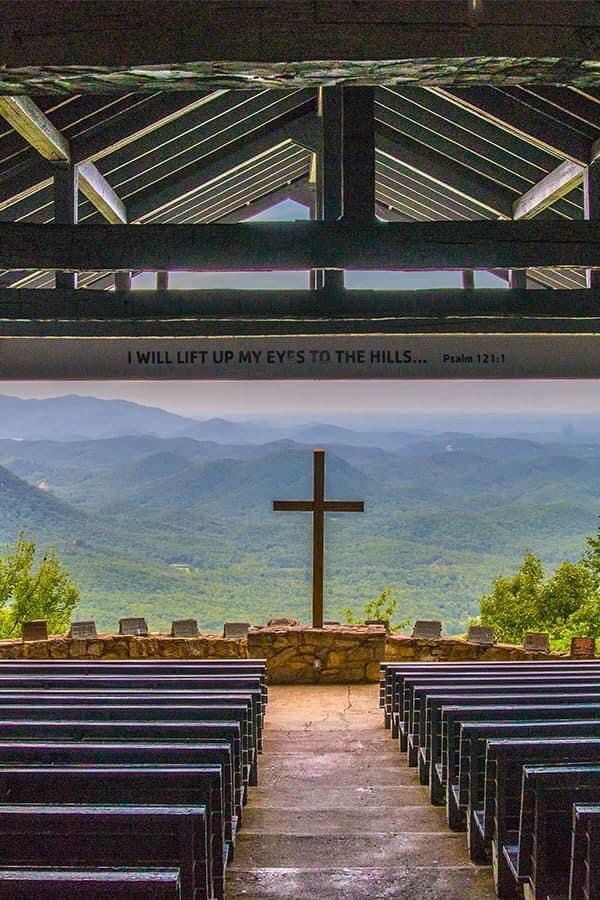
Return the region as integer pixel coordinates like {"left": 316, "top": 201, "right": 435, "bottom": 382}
{"left": 9, "top": 316, "right": 600, "bottom": 337}
{"left": 1, "top": 220, "right": 598, "bottom": 270}
{"left": 376, "top": 100, "right": 523, "bottom": 192}
{"left": 392, "top": 87, "right": 582, "bottom": 170}
{"left": 512, "top": 160, "right": 585, "bottom": 220}
{"left": 341, "top": 87, "right": 375, "bottom": 223}
{"left": 435, "top": 87, "right": 592, "bottom": 165}
{"left": 375, "top": 126, "right": 513, "bottom": 218}
{"left": 53, "top": 163, "right": 78, "bottom": 290}
{"left": 313, "top": 86, "right": 343, "bottom": 292}
{"left": 71, "top": 91, "right": 227, "bottom": 164}
{"left": 2, "top": 287, "right": 599, "bottom": 322}
{"left": 129, "top": 111, "right": 320, "bottom": 222}
{"left": 0, "top": 95, "right": 128, "bottom": 225}
{"left": 2, "top": 1, "right": 599, "bottom": 69}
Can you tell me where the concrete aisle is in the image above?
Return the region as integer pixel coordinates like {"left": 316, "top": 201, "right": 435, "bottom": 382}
{"left": 225, "top": 684, "right": 496, "bottom": 899}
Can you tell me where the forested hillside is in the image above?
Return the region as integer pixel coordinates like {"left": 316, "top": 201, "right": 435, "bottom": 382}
{"left": 1, "top": 398, "right": 599, "bottom": 634}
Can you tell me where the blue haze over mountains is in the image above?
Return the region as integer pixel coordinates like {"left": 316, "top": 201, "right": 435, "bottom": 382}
{"left": 1, "top": 392, "right": 600, "bottom": 634}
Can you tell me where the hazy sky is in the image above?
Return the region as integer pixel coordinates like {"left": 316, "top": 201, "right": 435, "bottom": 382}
{"left": 3, "top": 380, "right": 600, "bottom": 419}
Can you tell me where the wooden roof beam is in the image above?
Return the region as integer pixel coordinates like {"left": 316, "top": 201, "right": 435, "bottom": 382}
{"left": 129, "top": 111, "right": 320, "bottom": 222}
{"left": 0, "top": 92, "right": 229, "bottom": 215}
{"left": 0, "top": 220, "right": 597, "bottom": 270}
{"left": 1, "top": 286, "right": 599, "bottom": 323}
{"left": 77, "top": 161, "right": 127, "bottom": 224}
{"left": 0, "top": 96, "right": 127, "bottom": 225}
{"left": 3, "top": 1, "right": 600, "bottom": 68}
{"left": 512, "top": 160, "right": 584, "bottom": 220}
{"left": 0, "top": 96, "right": 70, "bottom": 161}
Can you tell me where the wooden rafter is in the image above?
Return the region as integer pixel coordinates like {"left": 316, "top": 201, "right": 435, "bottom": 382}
{"left": 512, "top": 160, "right": 584, "bottom": 220}
{"left": 431, "top": 87, "right": 593, "bottom": 165}
{"left": 0, "top": 96, "right": 127, "bottom": 224}
{"left": 0, "top": 92, "right": 229, "bottom": 215}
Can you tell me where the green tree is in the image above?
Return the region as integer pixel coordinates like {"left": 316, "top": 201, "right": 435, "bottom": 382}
{"left": 479, "top": 551, "right": 544, "bottom": 644}
{"left": 477, "top": 544, "right": 600, "bottom": 650}
{"left": 0, "top": 534, "right": 79, "bottom": 638}
{"left": 344, "top": 587, "right": 410, "bottom": 632}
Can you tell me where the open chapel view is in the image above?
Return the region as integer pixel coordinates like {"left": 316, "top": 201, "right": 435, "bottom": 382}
{"left": 1, "top": 1, "right": 600, "bottom": 898}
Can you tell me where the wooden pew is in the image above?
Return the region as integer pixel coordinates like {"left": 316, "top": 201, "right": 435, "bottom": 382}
{"left": 0, "top": 680, "right": 265, "bottom": 761}
{"left": 0, "top": 766, "right": 227, "bottom": 899}
{"left": 515, "top": 765, "right": 600, "bottom": 900}
{"left": 0, "top": 866, "right": 182, "bottom": 899}
{"left": 457, "top": 722, "right": 600, "bottom": 856}
{"left": 0, "top": 661, "right": 268, "bottom": 704}
{"left": 0, "top": 661, "right": 267, "bottom": 897}
{"left": 0, "top": 805, "right": 206, "bottom": 899}
{"left": 437, "top": 703, "right": 600, "bottom": 811}
{"left": 0, "top": 693, "right": 258, "bottom": 786}
{"left": 0, "top": 741, "right": 236, "bottom": 850}
{"left": 405, "top": 672, "right": 600, "bottom": 772}
{"left": 0, "top": 706, "right": 248, "bottom": 802}
{"left": 570, "top": 804, "right": 600, "bottom": 900}
{"left": 380, "top": 662, "right": 600, "bottom": 740}
{"left": 410, "top": 680, "right": 600, "bottom": 777}
{"left": 0, "top": 675, "right": 265, "bottom": 742}
{"left": 382, "top": 661, "right": 600, "bottom": 741}
{"left": 0, "top": 720, "right": 242, "bottom": 821}
{"left": 401, "top": 671, "right": 600, "bottom": 755}
{"left": 481, "top": 746, "right": 600, "bottom": 897}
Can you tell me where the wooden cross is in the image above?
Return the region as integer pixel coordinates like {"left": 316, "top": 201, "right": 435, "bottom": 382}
{"left": 273, "top": 448, "right": 364, "bottom": 628}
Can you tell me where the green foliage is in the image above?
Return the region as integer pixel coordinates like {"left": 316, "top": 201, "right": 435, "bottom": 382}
{"left": 6, "top": 430, "right": 600, "bottom": 635}
{"left": 0, "top": 533, "right": 79, "bottom": 638}
{"left": 477, "top": 528, "right": 600, "bottom": 650}
{"left": 343, "top": 588, "right": 410, "bottom": 633}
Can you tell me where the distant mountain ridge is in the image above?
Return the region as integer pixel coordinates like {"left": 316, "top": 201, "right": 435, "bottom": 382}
{"left": 3, "top": 410, "right": 600, "bottom": 633}
{"left": 0, "top": 394, "right": 199, "bottom": 441}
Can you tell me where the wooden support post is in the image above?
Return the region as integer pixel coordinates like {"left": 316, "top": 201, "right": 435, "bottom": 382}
{"left": 584, "top": 160, "right": 600, "bottom": 289}
{"left": 314, "top": 86, "right": 344, "bottom": 293}
{"left": 341, "top": 86, "right": 375, "bottom": 224}
{"left": 156, "top": 270, "right": 169, "bottom": 290}
{"left": 312, "top": 448, "right": 325, "bottom": 629}
{"left": 462, "top": 269, "right": 475, "bottom": 289}
{"left": 509, "top": 269, "right": 527, "bottom": 289}
{"left": 53, "top": 163, "right": 78, "bottom": 290}
{"left": 114, "top": 271, "right": 132, "bottom": 291}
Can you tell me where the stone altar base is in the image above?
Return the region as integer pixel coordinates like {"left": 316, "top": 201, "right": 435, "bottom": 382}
{"left": 247, "top": 625, "right": 386, "bottom": 684}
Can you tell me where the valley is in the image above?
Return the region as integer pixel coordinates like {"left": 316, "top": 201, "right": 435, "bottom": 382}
{"left": 0, "top": 394, "right": 598, "bottom": 634}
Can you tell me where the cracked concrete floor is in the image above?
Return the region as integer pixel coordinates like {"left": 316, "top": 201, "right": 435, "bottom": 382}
{"left": 225, "top": 684, "right": 496, "bottom": 899}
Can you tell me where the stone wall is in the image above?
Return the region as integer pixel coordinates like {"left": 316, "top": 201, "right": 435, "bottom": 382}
{"left": 247, "top": 625, "right": 386, "bottom": 684}
{"left": 0, "top": 628, "right": 569, "bottom": 679}
{"left": 384, "top": 634, "right": 562, "bottom": 663}
{"left": 0, "top": 633, "right": 247, "bottom": 660}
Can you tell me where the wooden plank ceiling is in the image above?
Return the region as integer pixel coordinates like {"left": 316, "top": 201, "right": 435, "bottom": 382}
{"left": 0, "top": 84, "right": 598, "bottom": 292}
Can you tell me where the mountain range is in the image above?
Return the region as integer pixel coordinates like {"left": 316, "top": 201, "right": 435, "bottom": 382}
{"left": 1, "top": 394, "right": 600, "bottom": 633}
